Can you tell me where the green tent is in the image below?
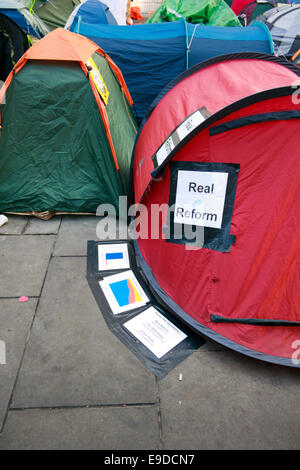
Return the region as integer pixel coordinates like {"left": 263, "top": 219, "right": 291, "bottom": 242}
{"left": 0, "top": 28, "right": 137, "bottom": 216}
{"left": 147, "top": 0, "right": 241, "bottom": 27}
{"left": 33, "top": 0, "right": 82, "bottom": 30}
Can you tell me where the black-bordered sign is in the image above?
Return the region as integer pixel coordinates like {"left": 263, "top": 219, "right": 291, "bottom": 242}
{"left": 166, "top": 161, "right": 240, "bottom": 252}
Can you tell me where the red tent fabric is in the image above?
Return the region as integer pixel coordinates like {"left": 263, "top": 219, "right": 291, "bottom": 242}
{"left": 231, "top": 0, "right": 253, "bottom": 14}
{"left": 132, "top": 53, "right": 300, "bottom": 367}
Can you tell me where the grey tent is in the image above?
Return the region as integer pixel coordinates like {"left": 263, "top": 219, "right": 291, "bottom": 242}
{"left": 33, "top": 0, "right": 82, "bottom": 30}
{"left": 253, "top": 4, "right": 300, "bottom": 58}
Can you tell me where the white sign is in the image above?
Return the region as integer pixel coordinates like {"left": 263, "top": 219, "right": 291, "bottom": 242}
{"left": 176, "top": 110, "right": 205, "bottom": 141}
{"left": 174, "top": 170, "right": 228, "bottom": 229}
{"left": 156, "top": 136, "right": 175, "bottom": 167}
{"left": 99, "top": 270, "right": 149, "bottom": 315}
{"left": 98, "top": 243, "right": 130, "bottom": 271}
{"left": 124, "top": 307, "right": 187, "bottom": 359}
{"left": 93, "top": 71, "right": 106, "bottom": 95}
{"left": 154, "top": 110, "right": 207, "bottom": 168}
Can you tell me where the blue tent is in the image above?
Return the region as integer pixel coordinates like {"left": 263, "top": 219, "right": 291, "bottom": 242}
{"left": 0, "top": 8, "right": 35, "bottom": 34}
{"left": 65, "top": 0, "right": 117, "bottom": 32}
{"left": 0, "top": 1, "right": 49, "bottom": 37}
{"left": 74, "top": 20, "right": 273, "bottom": 122}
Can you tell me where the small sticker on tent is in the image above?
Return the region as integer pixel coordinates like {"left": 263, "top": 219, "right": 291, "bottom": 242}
{"left": 176, "top": 109, "right": 206, "bottom": 140}
{"left": 99, "top": 270, "right": 149, "bottom": 314}
{"left": 123, "top": 306, "right": 188, "bottom": 359}
{"left": 152, "top": 107, "right": 210, "bottom": 169}
{"left": 98, "top": 243, "right": 130, "bottom": 271}
{"left": 174, "top": 170, "right": 228, "bottom": 229}
{"left": 87, "top": 57, "right": 109, "bottom": 105}
{"left": 155, "top": 136, "right": 175, "bottom": 167}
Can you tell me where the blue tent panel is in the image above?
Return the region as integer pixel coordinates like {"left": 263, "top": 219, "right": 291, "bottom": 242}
{"left": 77, "top": 20, "right": 273, "bottom": 122}
{"left": 189, "top": 22, "right": 274, "bottom": 66}
{"left": 0, "top": 8, "right": 37, "bottom": 35}
{"left": 67, "top": 0, "right": 117, "bottom": 32}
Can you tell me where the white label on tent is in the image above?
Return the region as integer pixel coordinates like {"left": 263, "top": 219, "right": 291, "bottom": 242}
{"left": 86, "top": 57, "right": 109, "bottom": 105}
{"left": 98, "top": 243, "right": 130, "bottom": 271}
{"left": 176, "top": 110, "right": 206, "bottom": 141}
{"left": 124, "top": 307, "right": 187, "bottom": 359}
{"left": 156, "top": 136, "right": 175, "bottom": 167}
{"left": 99, "top": 270, "right": 149, "bottom": 315}
{"left": 93, "top": 72, "right": 106, "bottom": 95}
{"left": 174, "top": 170, "right": 228, "bottom": 229}
{"left": 153, "top": 108, "right": 210, "bottom": 169}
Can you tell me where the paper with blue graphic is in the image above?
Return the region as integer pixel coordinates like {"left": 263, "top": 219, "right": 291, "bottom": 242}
{"left": 98, "top": 243, "right": 130, "bottom": 271}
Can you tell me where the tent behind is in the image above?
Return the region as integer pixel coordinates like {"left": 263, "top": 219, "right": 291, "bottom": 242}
{"left": 0, "top": 28, "right": 137, "bottom": 216}
{"left": 65, "top": 0, "right": 117, "bottom": 32}
{"left": 77, "top": 20, "right": 273, "bottom": 122}
{"left": 0, "top": 11, "right": 28, "bottom": 81}
{"left": 236, "top": 0, "right": 290, "bottom": 26}
{"left": 0, "top": 0, "right": 49, "bottom": 37}
{"left": 102, "top": 0, "right": 130, "bottom": 25}
{"left": 146, "top": 0, "right": 241, "bottom": 26}
{"left": 253, "top": 4, "right": 300, "bottom": 58}
{"left": 33, "top": 0, "right": 82, "bottom": 30}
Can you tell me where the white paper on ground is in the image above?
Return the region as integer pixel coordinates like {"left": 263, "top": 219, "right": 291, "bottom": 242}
{"left": 99, "top": 270, "right": 149, "bottom": 314}
{"left": 124, "top": 306, "right": 188, "bottom": 359}
{"left": 98, "top": 243, "right": 130, "bottom": 271}
{"left": 0, "top": 215, "right": 8, "bottom": 227}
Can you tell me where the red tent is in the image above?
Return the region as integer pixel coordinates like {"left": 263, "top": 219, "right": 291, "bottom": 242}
{"left": 231, "top": 0, "right": 253, "bottom": 14}
{"left": 132, "top": 53, "right": 300, "bottom": 367}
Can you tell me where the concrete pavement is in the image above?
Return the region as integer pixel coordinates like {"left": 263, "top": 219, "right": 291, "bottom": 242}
{"left": 0, "top": 215, "right": 299, "bottom": 450}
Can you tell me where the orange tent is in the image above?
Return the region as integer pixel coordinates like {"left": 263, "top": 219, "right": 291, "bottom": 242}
{"left": 0, "top": 28, "right": 133, "bottom": 169}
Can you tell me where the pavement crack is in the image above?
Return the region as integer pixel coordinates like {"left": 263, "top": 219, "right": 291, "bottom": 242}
{"left": 9, "top": 403, "right": 157, "bottom": 412}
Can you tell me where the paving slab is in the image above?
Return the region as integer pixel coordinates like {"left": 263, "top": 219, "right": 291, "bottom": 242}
{"left": 0, "top": 216, "right": 28, "bottom": 235}
{"left": 24, "top": 217, "right": 61, "bottom": 235}
{"left": 159, "top": 350, "right": 300, "bottom": 450}
{"left": 12, "top": 257, "right": 156, "bottom": 408}
{"left": 0, "top": 406, "right": 161, "bottom": 450}
{"left": 54, "top": 215, "right": 128, "bottom": 256}
{"left": 0, "top": 299, "right": 37, "bottom": 432}
{"left": 0, "top": 235, "right": 55, "bottom": 297}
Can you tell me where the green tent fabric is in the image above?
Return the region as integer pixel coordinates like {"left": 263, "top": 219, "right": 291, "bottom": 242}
{"left": 147, "top": 0, "right": 241, "bottom": 26}
{"left": 0, "top": 29, "right": 137, "bottom": 215}
{"left": 33, "top": 0, "right": 82, "bottom": 30}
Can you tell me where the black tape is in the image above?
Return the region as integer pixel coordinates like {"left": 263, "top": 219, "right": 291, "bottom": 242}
{"left": 209, "top": 110, "right": 300, "bottom": 136}
{"left": 166, "top": 161, "right": 239, "bottom": 252}
{"left": 211, "top": 313, "right": 300, "bottom": 326}
{"left": 87, "top": 241, "right": 205, "bottom": 379}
